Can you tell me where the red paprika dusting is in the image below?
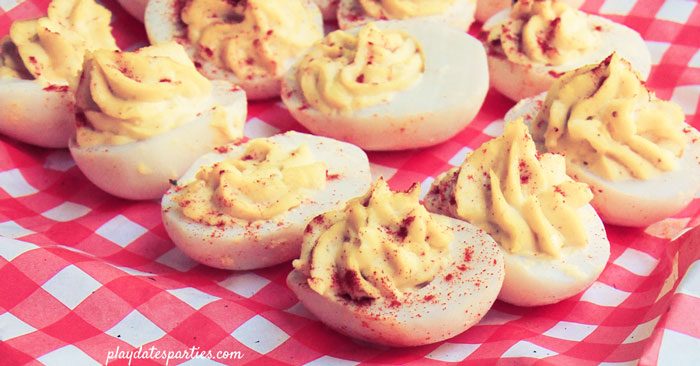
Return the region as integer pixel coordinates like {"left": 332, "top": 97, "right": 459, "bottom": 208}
{"left": 215, "top": 145, "right": 231, "bottom": 153}
{"left": 203, "top": 47, "right": 214, "bottom": 58}
{"left": 457, "top": 264, "right": 467, "bottom": 271}
{"left": 464, "top": 248, "right": 473, "bottom": 262}
{"left": 423, "top": 295, "right": 435, "bottom": 302}
{"left": 389, "top": 300, "right": 401, "bottom": 308}
{"left": 325, "top": 170, "right": 340, "bottom": 180}
{"left": 43, "top": 85, "right": 69, "bottom": 92}
{"left": 444, "top": 274, "right": 453, "bottom": 281}
{"left": 356, "top": 74, "right": 365, "bottom": 83}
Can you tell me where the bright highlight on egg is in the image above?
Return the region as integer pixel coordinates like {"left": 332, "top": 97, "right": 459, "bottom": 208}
{"left": 0, "top": 0, "right": 117, "bottom": 148}
{"left": 161, "top": 131, "right": 372, "bottom": 271}
{"left": 506, "top": 54, "right": 700, "bottom": 227}
{"left": 145, "top": 0, "right": 324, "bottom": 100}
{"left": 288, "top": 179, "right": 504, "bottom": 346}
{"left": 282, "top": 20, "right": 488, "bottom": 151}
{"left": 69, "top": 42, "right": 247, "bottom": 200}
{"left": 426, "top": 119, "right": 610, "bottom": 307}
{"left": 483, "top": 0, "right": 650, "bottom": 101}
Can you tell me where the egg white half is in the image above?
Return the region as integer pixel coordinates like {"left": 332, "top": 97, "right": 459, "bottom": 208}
{"left": 0, "top": 79, "right": 75, "bottom": 148}
{"left": 282, "top": 19, "right": 489, "bottom": 151}
{"left": 161, "top": 131, "right": 372, "bottom": 270}
{"left": 506, "top": 93, "right": 700, "bottom": 227}
{"left": 287, "top": 214, "right": 504, "bottom": 346}
{"left": 70, "top": 80, "right": 246, "bottom": 200}
{"left": 145, "top": 0, "right": 324, "bottom": 100}
{"left": 484, "top": 10, "right": 651, "bottom": 101}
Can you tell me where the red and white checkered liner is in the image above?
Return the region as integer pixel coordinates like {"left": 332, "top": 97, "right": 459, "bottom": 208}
{"left": 1, "top": 0, "right": 699, "bottom": 364}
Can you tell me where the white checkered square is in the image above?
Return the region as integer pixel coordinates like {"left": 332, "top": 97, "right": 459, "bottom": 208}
{"left": 106, "top": 310, "right": 166, "bottom": 347}
{"left": 0, "top": 220, "right": 34, "bottom": 239}
{"left": 580, "top": 282, "right": 631, "bottom": 307}
{"left": 37, "top": 345, "right": 100, "bottom": 366}
{"left": 671, "top": 85, "right": 700, "bottom": 115}
{"left": 501, "top": 341, "right": 557, "bottom": 359}
{"left": 623, "top": 316, "right": 660, "bottom": 344}
{"left": 42, "top": 265, "right": 101, "bottom": 310}
{"left": 599, "top": 0, "right": 636, "bottom": 15}
{"left": 448, "top": 146, "right": 473, "bottom": 166}
{"left": 658, "top": 329, "right": 700, "bottom": 365}
{"left": 167, "top": 287, "right": 220, "bottom": 310}
{"left": 95, "top": 215, "right": 147, "bottom": 247}
{"left": 656, "top": 0, "right": 695, "bottom": 23}
{"left": 305, "top": 356, "right": 359, "bottom": 366}
{"left": 0, "top": 236, "right": 37, "bottom": 261}
{"left": 231, "top": 315, "right": 289, "bottom": 354}
{"left": 645, "top": 41, "right": 671, "bottom": 65}
{"left": 676, "top": 260, "right": 700, "bottom": 298}
{"left": 426, "top": 343, "right": 480, "bottom": 362}
{"left": 0, "top": 312, "right": 36, "bottom": 341}
{"left": 543, "top": 321, "right": 597, "bottom": 341}
{"left": 689, "top": 49, "right": 700, "bottom": 68}
{"left": 0, "top": 169, "right": 38, "bottom": 197}
{"left": 156, "top": 248, "right": 198, "bottom": 272}
{"left": 483, "top": 119, "right": 504, "bottom": 137}
{"left": 420, "top": 177, "right": 434, "bottom": 199}
{"left": 285, "top": 302, "right": 317, "bottom": 320}
{"left": 369, "top": 163, "right": 397, "bottom": 181}
{"left": 614, "top": 248, "right": 659, "bottom": 276}
{"left": 218, "top": 273, "right": 270, "bottom": 298}
{"left": 42, "top": 202, "right": 91, "bottom": 222}
{"left": 43, "top": 150, "right": 75, "bottom": 172}
{"left": 477, "top": 309, "right": 520, "bottom": 326}
{"left": 0, "top": 0, "right": 20, "bottom": 12}
{"left": 244, "top": 117, "right": 280, "bottom": 138}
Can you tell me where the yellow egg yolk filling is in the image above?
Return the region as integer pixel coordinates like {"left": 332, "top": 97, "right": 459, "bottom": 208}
{"left": 430, "top": 120, "right": 592, "bottom": 257}
{"left": 175, "top": 139, "right": 327, "bottom": 224}
{"left": 75, "top": 43, "right": 228, "bottom": 147}
{"left": 0, "top": 0, "right": 117, "bottom": 87}
{"left": 181, "top": 0, "right": 322, "bottom": 80}
{"left": 358, "top": 0, "right": 456, "bottom": 19}
{"left": 487, "top": 0, "right": 596, "bottom": 66}
{"left": 533, "top": 53, "right": 687, "bottom": 181}
{"left": 294, "top": 179, "right": 451, "bottom": 302}
{"left": 297, "top": 23, "right": 424, "bottom": 114}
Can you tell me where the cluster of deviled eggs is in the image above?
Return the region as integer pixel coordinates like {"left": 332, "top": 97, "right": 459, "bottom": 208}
{"left": 1, "top": 0, "right": 698, "bottom": 351}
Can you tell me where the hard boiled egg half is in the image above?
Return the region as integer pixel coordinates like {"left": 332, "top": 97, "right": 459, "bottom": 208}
{"left": 161, "top": 132, "right": 372, "bottom": 270}
{"left": 282, "top": 20, "right": 488, "bottom": 151}
{"left": 69, "top": 42, "right": 246, "bottom": 200}
{"left": 505, "top": 54, "right": 700, "bottom": 227}
{"left": 483, "top": 0, "right": 650, "bottom": 101}
{"left": 0, "top": 0, "right": 117, "bottom": 148}
{"left": 288, "top": 179, "right": 504, "bottom": 346}
{"left": 425, "top": 119, "right": 610, "bottom": 307}
{"left": 337, "top": 0, "right": 477, "bottom": 31}
{"left": 145, "top": 0, "right": 323, "bottom": 100}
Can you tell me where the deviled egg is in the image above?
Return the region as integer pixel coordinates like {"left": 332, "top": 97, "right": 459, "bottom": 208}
{"left": 0, "top": 0, "right": 117, "bottom": 148}
{"left": 505, "top": 54, "right": 700, "bottom": 227}
{"left": 425, "top": 119, "right": 610, "bottom": 307}
{"left": 145, "top": 0, "right": 323, "bottom": 100}
{"left": 337, "top": 0, "right": 476, "bottom": 31}
{"left": 288, "top": 179, "right": 504, "bottom": 346}
{"left": 161, "top": 132, "right": 372, "bottom": 270}
{"left": 281, "top": 20, "right": 488, "bottom": 151}
{"left": 483, "top": 0, "right": 650, "bottom": 101}
{"left": 69, "top": 42, "right": 246, "bottom": 200}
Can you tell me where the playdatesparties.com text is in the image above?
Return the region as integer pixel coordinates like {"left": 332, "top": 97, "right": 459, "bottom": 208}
{"left": 105, "top": 345, "right": 244, "bottom": 365}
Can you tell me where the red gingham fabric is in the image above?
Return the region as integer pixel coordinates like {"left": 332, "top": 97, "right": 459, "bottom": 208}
{"left": 1, "top": 0, "right": 700, "bottom": 365}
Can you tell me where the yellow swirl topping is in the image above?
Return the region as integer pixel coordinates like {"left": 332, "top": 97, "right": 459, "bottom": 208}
{"left": 1, "top": 0, "right": 117, "bottom": 87}
{"left": 487, "top": 0, "right": 596, "bottom": 66}
{"left": 533, "top": 53, "right": 688, "bottom": 181}
{"left": 297, "top": 23, "right": 424, "bottom": 114}
{"left": 181, "top": 0, "right": 322, "bottom": 80}
{"left": 427, "top": 120, "right": 592, "bottom": 257}
{"left": 359, "top": 0, "right": 456, "bottom": 19}
{"left": 175, "top": 139, "right": 327, "bottom": 224}
{"left": 75, "top": 42, "right": 215, "bottom": 147}
{"left": 294, "top": 179, "right": 451, "bottom": 301}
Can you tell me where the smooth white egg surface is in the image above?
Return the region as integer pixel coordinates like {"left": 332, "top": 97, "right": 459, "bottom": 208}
{"left": 483, "top": 1, "right": 651, "bottom": 101}
{"left": 145, "top": 0, "right": 324, "bottom": 100}
{"left": 70, "top": 80, "right": 247, "bottom": 201}
{"left": 337, "top": 0, "right": 476, "bottom": 31}
{"left": 288, "top": 180, "right": 504, "bottom": 346}
{"left": 161, "top": 131, "right": 372, "bottom": 271}
{"left": 0, "top": 79, "right": 75, "bottom": 148}
{"left": 282, "top": 19, "right": 488, "bottom": 151}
